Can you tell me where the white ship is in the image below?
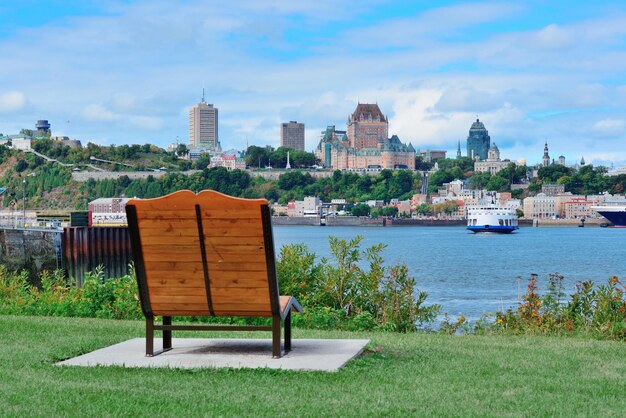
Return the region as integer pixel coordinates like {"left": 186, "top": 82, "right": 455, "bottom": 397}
{"left": 466, "top": 204, "right": 519, "bottom": 233}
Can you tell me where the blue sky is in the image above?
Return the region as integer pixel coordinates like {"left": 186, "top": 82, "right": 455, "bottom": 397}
{"left": 1, "top": 1, "right": 625, "bottom": 166}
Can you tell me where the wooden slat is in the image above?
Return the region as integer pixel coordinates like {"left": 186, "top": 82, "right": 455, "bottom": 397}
{"left": 145, "top": 261, "right": 204, "bottom": 272}
{"left": 139, "top": 235, "right": 264, "bottom": 246}
{"left": 150, "top": 302, "right": 212, "bottom": 310}
{"left": 151, "top": 302, "right": 271, "bottom": 312}
{"left": 209, "top": 302, "right": 271, "bottom": 312}
{"left": 149, "top": 287, "right": 206, "bottom": 296}
{"left": 141, "top": 244, "right": 266, "bottom": 257}
{"left": 152, "top": 294, "right": 270, "bottom": 306}
{"left": 147, "top": 272, "right": 268, "bottom": 287}
{"left": 139, "top": 226, "right": 198, "bottom": 238}
{"left": 211, "top": 287, "right": 269, "bottom": 299}
{"left": 136, "top": 208, "right": 262, "bottom": 221}
{"left": 143, "top": 253, "right": 202, "bottom": 263}
{"left": 144, "top": 266, "right": 273, "bottom": 276}
{"left": 151, "top": 294, "right": 208, "bottom": 304}
{"left": 137, "top": 218, "right": 260, "bottom": 230}
{"left": 153, "top": 309, "right": 272, "bottom": 317}
{"left": 206, "top": 262, "right": 267, "bottom": 272}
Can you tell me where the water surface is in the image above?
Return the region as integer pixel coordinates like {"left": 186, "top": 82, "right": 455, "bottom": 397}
{"left": 273, "top": 225, "right": 626, "bottom": 320}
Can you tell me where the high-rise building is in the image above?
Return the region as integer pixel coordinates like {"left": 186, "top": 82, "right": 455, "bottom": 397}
{"left": 347, "top": 103, "right": 388, "bottom": 149}
{"left": 280, "top": 121, "right": 305, "bottom": 151}
{"left": 189, "top": 93, "right": 218, "bottom": 150}
{"left": 466, "top": 118, "right": 490, "bottom": 160}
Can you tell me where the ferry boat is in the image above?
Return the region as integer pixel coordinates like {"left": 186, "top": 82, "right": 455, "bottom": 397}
{"left": 466, "top": 204, "right": 519, "bottom": 233}
{"left": 591, "top": 203, "right": 626, "bottom": 227}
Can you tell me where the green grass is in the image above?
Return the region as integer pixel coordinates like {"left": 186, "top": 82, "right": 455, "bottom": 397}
{"left": 2, "top": 315, "right": 625, "bottom": 417}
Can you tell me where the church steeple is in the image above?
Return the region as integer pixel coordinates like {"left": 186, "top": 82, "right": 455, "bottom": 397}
{"left": 542, "top": 142, "right": 550, "bottom": 167}
{"left": 457, "top": 140, "right": 461, "bottom": 158}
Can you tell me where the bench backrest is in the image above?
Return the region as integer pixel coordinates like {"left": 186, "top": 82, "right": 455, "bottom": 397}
{"left": 126, "top": 190, "right": 280, "bottom": 318}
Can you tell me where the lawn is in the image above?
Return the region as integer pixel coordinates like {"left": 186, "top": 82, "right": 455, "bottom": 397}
{"left": 2, "top": 315, "right": 625, "bottom": 417}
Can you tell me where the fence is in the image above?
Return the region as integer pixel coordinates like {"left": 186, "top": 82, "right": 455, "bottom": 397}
{"left": 62, "top": 226, "right": 132, "bottom": 285}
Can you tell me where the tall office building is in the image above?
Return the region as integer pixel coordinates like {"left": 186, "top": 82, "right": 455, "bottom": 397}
{"left": 280, "top": 121, "right": 305, "bottom": 151}
{"left": 466, "top": 118, "right": 490, "bottom": 160}
{"left": 189, "top": 94, "right": 218, "bottom": 150}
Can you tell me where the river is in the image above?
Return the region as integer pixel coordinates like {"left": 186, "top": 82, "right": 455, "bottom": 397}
{"left": 273, "top": 225, "right": 626, "bottom": 321}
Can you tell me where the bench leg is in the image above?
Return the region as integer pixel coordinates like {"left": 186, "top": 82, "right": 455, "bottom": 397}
{"left": 163, "top": 316, "right": 172, "bottom": 351}
{"left": 146, "top": 316, "right": 173, "bottom": 357}
{"left": 284, "top": 311, "right": 292, "bottom": 352}
{"left": 272, "top": 314, "right": 282, "bottom": 358}
{"left": 146, "top": 316, "right": 154, "bottom": 356}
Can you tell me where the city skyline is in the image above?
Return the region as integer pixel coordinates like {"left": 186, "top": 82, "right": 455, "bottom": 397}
{"left": 0, "top": 1, "right": 625, "bottom": 166}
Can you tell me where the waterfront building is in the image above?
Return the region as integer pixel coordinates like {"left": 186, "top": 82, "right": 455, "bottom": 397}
{"left": 295, "top": 196, "right": 321, "bottom": 217}
{"left": 411, "top": 194, "right": 428, "bottom": 210}
{"left": 474, "top": 143, "right": 511, "bottom": 175}
{"left": 280, "top": 121, "right": 305, "bottom": 151}
{"left": 315, "top": 104, "right": 415, "bottom": 170}
{"left": 523, "top": 193, "right": 557, "bottom": 219}
{"left": 466, "top": 119, "right": 490, "bottom": 161}
{"left": 189, "top": 94, "right": 219, "bottom": 150}
{"left": 561, "top": 196, "right": 594, "bottom": 218}
{"left": 271, "top": 203, "right": 289, "bottom": 216}
{"left": 88, "top": 197, "right": 130, "bottom": 226}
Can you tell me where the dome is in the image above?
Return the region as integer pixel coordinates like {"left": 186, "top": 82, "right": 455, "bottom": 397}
{"left": 518, "top": 157, "right": 527, "bottom": 165}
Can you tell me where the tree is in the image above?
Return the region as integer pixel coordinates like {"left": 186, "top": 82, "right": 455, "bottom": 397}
{"left": 192, "top": 154, "right": 210, "bottom": 170}
{"left": 351, "top": 203, "right": 371, "bottom": 217}
{"left": 414, "top": 156, "right": 433, "bottom": 171}
{"left": 245, "top": 146, "right": 269, "bottom": 168}
{"left": 175, "top": 143, "right": 188, "bottom": 156}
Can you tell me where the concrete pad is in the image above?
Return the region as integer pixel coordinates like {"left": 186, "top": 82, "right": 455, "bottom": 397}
{"left": 57, "top": 338, "right": 370, "bottom": 372}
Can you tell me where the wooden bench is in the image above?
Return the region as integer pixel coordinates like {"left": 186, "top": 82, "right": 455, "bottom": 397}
{"left": 125, "top": 190, "right": 302, "bottom": 358}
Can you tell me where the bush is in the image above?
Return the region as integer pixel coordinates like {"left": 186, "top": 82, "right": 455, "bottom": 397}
{"left": 277, "top": 236, "right": 440, "bottom": 332}
{"left": 0, "top": 265, "right": 142, "bottom": 320}
{"left": 493, "top": 274, "right": 626, "bottom": 340}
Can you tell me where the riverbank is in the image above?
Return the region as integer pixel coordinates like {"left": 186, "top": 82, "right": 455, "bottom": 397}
{"left": 4, "top": 315, "right": 625, "bottom": 416}
{"left": 272, "top": 216, "right": 606, "bottom": 227}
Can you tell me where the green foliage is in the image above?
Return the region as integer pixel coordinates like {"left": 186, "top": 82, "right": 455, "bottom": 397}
{"left": 492, "top": 274, "right": 626, "bottom": 340}
{"left": 244, "top": 146, "right": 318, "bottom": 169}
{"left": 0, "top": 265, "right": 142, "bottom": 320}
{"left": 277, "top": 236, "right": 440, "bottom": 332}
{"left": 534, "top": 164, "right": 612, "bottom": 195}
{"left": 350, "top": 202, "right": 370, "bottom": 216}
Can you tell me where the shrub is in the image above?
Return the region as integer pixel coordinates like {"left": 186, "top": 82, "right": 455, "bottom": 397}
{"left": 494, "top": 274, "right": 626, "bottom": 340}
{"left": 277, "top": 235, "right": 440, "bottom": 332}
{"left": 0, "top": 265, "right": 142, "bottom": 320}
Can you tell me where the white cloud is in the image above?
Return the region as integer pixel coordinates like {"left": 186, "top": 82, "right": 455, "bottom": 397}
{"left": 0, "top": 90, "right": 26, "bottom": 112}
{"left": 83, "top": 104, "right": 120, "bottom": 121}
{"left": 129, "top": 116, "right": 162, "bottom": 130}
{"left": 593, "top": 118, "right": 625, "bottom": 136}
